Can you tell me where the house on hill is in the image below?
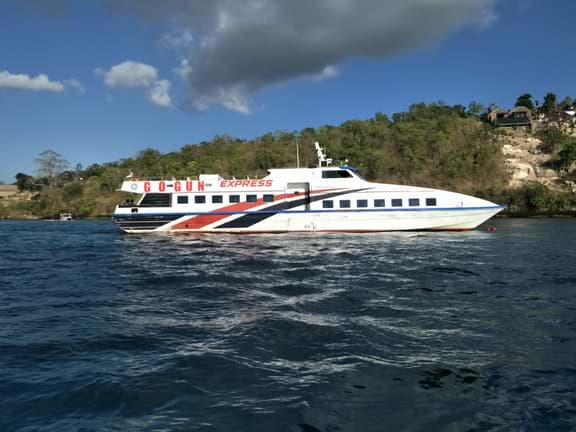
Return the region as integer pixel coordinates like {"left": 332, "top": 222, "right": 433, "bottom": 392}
{"left": 487, "top": 107, "right": 507, "bottom": 123}
{"left": 487, "top": 106, "right": 533, "bottom": 129}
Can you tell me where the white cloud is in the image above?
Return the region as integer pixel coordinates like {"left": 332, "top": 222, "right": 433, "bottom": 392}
{"left": 0, "top": 70, "right": 83, "bottom": 93}
{"left": 95, "top": 61, "right": 158, "bottom": 88}
{"left": 193, "top": 85, "right": 251, "bottom": 115}
{"left": 173, "top": 59, "right": 192, "bottom": 80}
{"left": 63, "top": 78, "right": 85, "bottom": 93}
{"left": 158, "top": 28, "right": 195, "bottom": 50}
{"left": 95, "top": 61, "right": 172, "bottom": 108}
{"left": 148, "top": 79, "right": 172, "bottom": 107}
{"left": 310, "top": 65, "right": 340, "bottom": 81}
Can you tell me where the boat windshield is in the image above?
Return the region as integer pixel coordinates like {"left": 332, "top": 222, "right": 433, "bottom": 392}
{"left": 339, "top": 165, "right": 365, "bottom": 180}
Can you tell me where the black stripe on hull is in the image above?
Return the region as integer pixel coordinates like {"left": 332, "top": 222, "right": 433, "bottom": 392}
{"left": 113, "top": 214, "right": 181, "bottom": 231}
{"left": 117, "top": 225, "right": 163, "bottom": 231}
{"left": 215, "top": 188, "right": 370, "bottom": 229}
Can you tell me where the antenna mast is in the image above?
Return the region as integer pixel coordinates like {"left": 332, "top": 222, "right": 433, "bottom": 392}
{"left": 314, "top": 142, "right": 333, "bottom": 167}
{"left": 296, "top": 134, "right": 300, "bottom": 168}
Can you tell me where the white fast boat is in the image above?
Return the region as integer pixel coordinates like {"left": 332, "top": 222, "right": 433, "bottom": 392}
{"left": 113, "top": 143, "right": 504, "bottom": 233}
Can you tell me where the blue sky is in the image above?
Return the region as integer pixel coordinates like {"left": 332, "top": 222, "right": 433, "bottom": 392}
{"left": 0, "top": 0, "right": 573, "bottom": 183}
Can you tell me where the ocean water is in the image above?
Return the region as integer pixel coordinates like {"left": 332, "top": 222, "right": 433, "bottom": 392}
{"left": 1, "top": 219, "right": 576, "bottom": 432}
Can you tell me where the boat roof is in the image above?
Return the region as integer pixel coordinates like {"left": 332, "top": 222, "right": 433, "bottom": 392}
{"left": 264, "top": 166, "right": 359, "bottom": 181}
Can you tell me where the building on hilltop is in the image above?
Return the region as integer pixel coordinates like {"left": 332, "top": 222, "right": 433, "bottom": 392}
{"left": 487, "top": 106, "right": 533, "bottom": 129}
{"left": 487, "top": 107, "right": 506, "bottom": 124}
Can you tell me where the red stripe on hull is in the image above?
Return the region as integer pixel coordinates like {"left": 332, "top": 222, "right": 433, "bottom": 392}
{"left": 172, "top": 214, "right": 226, "bottom": 229}
{"left": 170, "top": 189, "right": 338, "bottom": 230}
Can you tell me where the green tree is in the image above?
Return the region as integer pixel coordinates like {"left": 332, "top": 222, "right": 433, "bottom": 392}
{"left": 559, "top": 137, "right": 576, "bottom": 170}
{"left": 542, "top": 92, "right": 557, "bottom": 113}
{"left": 374, "top": 112, "right": 390, "bottom": 123}
{"left": 560, "top": 96, "right": 574, "bottom": 110}
{"left": 467, "top": 101, "right": 485, "bottom": 117}
{"left": 82, "top": 164, "right": 104, "bottom": 178}
{"left": 15, "top": 173, "right": 40, "bottom": 192}
{"left": 62, "top": 182, "right": 83, "bottom": 201}
{"left": 134, "top": 148, "right": 162, "bottom": 176}
{"left": 515, "top": 93, "right": 534, "bottom": 111}
{"left": 537, "top": 127, "right": 564, "bottom": 153}
{"left": 487, "top": 103, "right": 499, "bottom": 112}
{"left": 519, "top": 182, "right": 573, "bottom": 212}
{"left": 525, "top": 182, "right": 553, "bottom": 211}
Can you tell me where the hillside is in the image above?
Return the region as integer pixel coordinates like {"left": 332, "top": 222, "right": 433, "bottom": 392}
{"left": 2, "top": 102, "right": 576, "bottom": 219}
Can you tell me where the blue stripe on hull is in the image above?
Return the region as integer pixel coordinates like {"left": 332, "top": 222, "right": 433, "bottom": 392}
{"left": 113, "top": 205, "right": 505, "bottom": 219}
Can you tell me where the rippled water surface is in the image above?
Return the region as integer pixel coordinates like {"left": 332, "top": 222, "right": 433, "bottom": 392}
{"left": 1, "top": 219, "right": 576, "bottom": 431}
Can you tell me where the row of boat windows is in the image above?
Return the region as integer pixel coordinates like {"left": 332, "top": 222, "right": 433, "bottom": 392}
{"left": 141, "top": 193, "right": 439, "bottom": 208}
{"left": 322, "top": 198, "right": 437, "bottom": 208}
{"left": 176, "top": 194, "right": 276, "bottom": 205}
{"left": 173, "top": 195, "right": 438, "bottom": 208}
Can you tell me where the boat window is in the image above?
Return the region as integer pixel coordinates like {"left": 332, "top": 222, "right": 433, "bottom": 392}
{"left": 323, "top": 200, "right": 334, "bottom": 209}
{"left": 177, "top": 196, "right": 188, "bottom": 204}
{"left": 374, "top": 199, "right": 385, "bottom": 208}
{"left": 357, "top": 199, "right": 368, "bottom": 208}
{"left": 246, "top": 194, "right": 257, "bottom": 203}
{"left": 195, "top": 195, "right": 206, "bottom": 204}
{"left": 263, "top": 194, "right": 274, "bottom": 202}
{"left": 391, "top": 198, "right": 403, "bottom": 207}
{"left": 229, "top": 195, "right": 240, "bottom": 203}
{"left": 322, "top": 170, "right": 352, "bottom": 179}
{"left": 426, "top": 198, "right": 437, "bottom": 206}
{"left": 140, "top": 193, "right": 171, "bottom": 207}
{"left": 409, "top": 198, "right": 420, "bottom": 207}
{"left": 339, "top": 200, "right": 351, "bottom": 208}
{"left": 212, "top": 195, "right": 223, "bottom": 204}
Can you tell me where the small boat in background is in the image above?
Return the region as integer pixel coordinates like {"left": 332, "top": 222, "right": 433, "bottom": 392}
{"left": 59, "top": 213, "right": 73, "bottom": 221}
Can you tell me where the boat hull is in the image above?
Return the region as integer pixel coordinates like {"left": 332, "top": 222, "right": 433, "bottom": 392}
{"left": 113, "top": 206, "right": 503, "bottom": 234}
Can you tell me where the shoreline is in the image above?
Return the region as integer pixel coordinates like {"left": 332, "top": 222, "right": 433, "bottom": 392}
{"left": 497, "top": 210, "right": 576, "bottom": 218}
